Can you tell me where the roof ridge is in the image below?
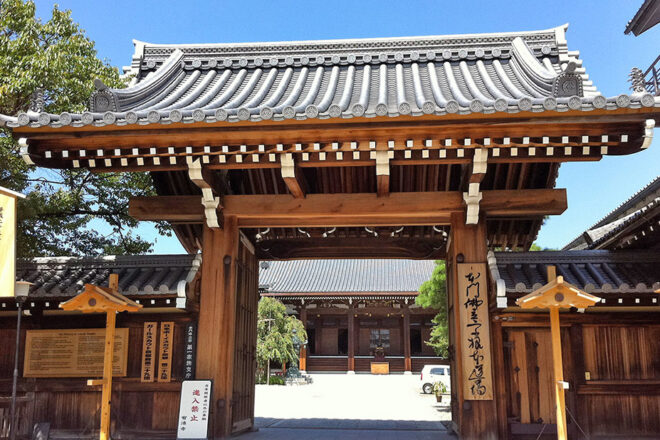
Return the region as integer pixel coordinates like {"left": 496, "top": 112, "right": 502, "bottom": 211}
{"left": 131, "top": 24, "right": 567, "bottom": 52}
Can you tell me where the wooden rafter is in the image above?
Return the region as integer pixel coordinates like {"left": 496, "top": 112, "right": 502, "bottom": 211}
{"left": 280, "top": 153, "right": 307, "bottom": 198}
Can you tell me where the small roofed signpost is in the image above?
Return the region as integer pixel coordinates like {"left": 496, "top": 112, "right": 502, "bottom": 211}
{"left": 516, "top": 266, "right": 601, "bottom": 440}
{"left": 60, "top": 275, "right": 142, "bottom": 440}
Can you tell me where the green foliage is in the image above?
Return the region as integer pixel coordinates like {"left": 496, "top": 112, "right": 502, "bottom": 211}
{"left": 0, "top": 0, "right": 168, "bottom": 257}
{"left": 268, "top": 376, "right": 285, "bottom": 385}
{"left": 432, "top": 381, "right": 448, "bottom": 395}
{"left": 416, "top": 261, "right": 449, "bottom": 358}
{"left": 256, "top": 297, "right": 307, "bottom": 375}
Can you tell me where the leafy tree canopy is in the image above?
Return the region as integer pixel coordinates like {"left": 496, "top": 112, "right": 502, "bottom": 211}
{"left": 257, "top": 297, "right": 307, "bottom": 372}
{"left": 0, "top": 0, "right": 169, "bottom": 257}
{"left": 416, "top": 260, "right": 448, "bottom": 357}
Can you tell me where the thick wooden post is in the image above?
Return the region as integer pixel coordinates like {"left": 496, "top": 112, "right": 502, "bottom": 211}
{"left": 196, "top": 217, "right": 240, "bottom": 439}
{"left": 403, "top": 308, "right": 411, "bottom": 373}
{"left": 347, "top": 305, "right": 355, "bottom": 372}
{"left": 300, "top": 307, "right": 307, "bottom": 372}
{"left": 447, "top": 212, "right": 497, "bottom": 439}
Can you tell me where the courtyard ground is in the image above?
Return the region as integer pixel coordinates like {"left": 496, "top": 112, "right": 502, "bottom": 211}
{"left": 241, "top": 373, "right": 456, "bottom": 439}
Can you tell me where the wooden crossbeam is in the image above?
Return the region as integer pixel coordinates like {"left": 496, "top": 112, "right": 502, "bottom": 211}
{"left": 129, "top": 189, "right": 566, "bottom": 227}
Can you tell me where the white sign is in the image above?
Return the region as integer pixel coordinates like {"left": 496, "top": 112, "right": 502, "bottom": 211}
{"left": 177, "top": 380, "right": 212, "bottom": 439}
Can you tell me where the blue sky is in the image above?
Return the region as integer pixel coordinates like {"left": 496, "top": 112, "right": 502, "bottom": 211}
{"left": 34, "top": 0, "right": 660, "bottom": 253}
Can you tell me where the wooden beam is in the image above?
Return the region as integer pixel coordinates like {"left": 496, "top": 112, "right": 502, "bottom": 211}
{"left": 255, "top": 237, "right": 446, "bottom": 260}
{"left": 280, "top": 153, "right": 307, "bottom": 199}
{"left": 129, "top": 189, "right": 567, "bottom": 226}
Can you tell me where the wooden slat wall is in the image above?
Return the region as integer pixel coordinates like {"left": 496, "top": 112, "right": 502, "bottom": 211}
{"left": 502, "top": 322, "right": 660, "bottom": 439}
{"left": 0, "top": 314, "right": 193, "bottom": 437}
{"left": 583, "top": 325, "right": 660, "bottom": 380}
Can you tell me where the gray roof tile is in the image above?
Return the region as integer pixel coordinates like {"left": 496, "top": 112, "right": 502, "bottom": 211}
{"left": 259, "top": 259, "right": 435, "bottom": 293}
{"left": 16, "top": 254, "right": 201, "bottom": 298}
{"left": 4, "top": 25, "right": 657, "bottom": 129}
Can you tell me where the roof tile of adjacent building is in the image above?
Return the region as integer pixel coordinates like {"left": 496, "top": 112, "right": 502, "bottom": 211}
{"left": 2, "top": 25, "right": 658, "bottom": 129}
{"left": 489, "top": 250, "right": 660, "bottom": 308}
{"left": 563, "top": 176, "right": 660, "bottom": 250}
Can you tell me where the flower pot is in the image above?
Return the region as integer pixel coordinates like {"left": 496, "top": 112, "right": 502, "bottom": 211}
{"left": 435, "top": 394, "right": 442, "bottom": 402}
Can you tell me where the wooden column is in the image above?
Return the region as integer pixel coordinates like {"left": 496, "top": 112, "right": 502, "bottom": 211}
{"left": 347, "top": 304, "right": 355, "bottom": 372}
{"left": 403, "top": 307, "right": 411, "bottom": 373}
{"left": 300, "top": 306, "right": 307, "bottom": 372}
{"left": 196, "top": 217, "right": 240, "bottom": 439}
{"left": 447, "top": 212, "right": 498, "bottom": 439}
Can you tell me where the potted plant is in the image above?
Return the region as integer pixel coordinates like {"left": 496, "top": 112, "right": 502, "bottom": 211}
{"left": 433, "top": 381, "right": 448, "bottom": 402}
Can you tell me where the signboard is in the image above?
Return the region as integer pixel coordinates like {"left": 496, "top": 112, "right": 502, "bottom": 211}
{"left": 457, "top": 263, "right": 493, "bottom": 400}
{"left": 141, "top": 322, "right": 157, "bottom": 382}
{"left": 177, "top": 380, "right": 212, "bottom": 439}
{"left": 23, "top": 328, "right": 129, "bottom": 377}
{"left": 158, "top": 321, "right": 174, "bottom": 382}
{"left": 183, "top": 322, "right": 197, "bottom": 380}
{"left": 0, "top": 188, "right": 24, "bottom": 298}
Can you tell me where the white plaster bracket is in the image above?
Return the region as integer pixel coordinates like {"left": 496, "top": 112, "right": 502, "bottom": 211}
{"left": 641, "top": 119, "right": 655, "bottom": 149}
{"left": 375, "top": 150, "right": 390, "bottom": 176}
{"left": 463, "top": 183, "right": 483, "bottom": 224}
{"left": 280, "top": 153, "right": 295, "bottom": 178}
{"left": 188, "top": 159, "right": 221, "bottom": 229}
{"left": 18, "top": 138, "right": 35, "bottom": 165}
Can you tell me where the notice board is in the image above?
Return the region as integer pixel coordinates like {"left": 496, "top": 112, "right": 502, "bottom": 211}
{"left": 457, "top": 263, "right": 493, "bottom": 400}
{"left": 23, "top": 328, "right": 129, "bottom": 377}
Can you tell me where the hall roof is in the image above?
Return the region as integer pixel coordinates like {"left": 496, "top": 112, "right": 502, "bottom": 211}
{"left": 625, "top": 0, "right": 660, "bottom": 36}
{"left": 259, "top": 259, "right": 435, "bottom": 294}
{"left": 489, "top": 250, "right": 660, "bottom": 308}
{"left": 2, "top": 24, "right": 657, "bottom": 129}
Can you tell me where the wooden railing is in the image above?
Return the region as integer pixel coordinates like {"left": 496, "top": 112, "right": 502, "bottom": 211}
{"left": 642, "top": 54, "right": 660, "bottom": 96}
{"left": 0, "top": 393, "right": 34, "bottom": 440}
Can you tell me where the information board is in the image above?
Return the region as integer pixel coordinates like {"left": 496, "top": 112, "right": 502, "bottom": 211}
{"left": 177, "top": 380, "right": 212, "bottom": 439}
{"left": 158, "top": 321, "right": 174, "bottom": 382}
{"left": 141, "top": 322, "right": 157, "bottom": 382}
{"left": 23, "top": 328, "right": 129, "bottom": 377}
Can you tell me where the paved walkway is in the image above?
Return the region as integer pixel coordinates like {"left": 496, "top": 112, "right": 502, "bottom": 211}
{"left": 240, "top": 373, "right": 456, "bottom": 439}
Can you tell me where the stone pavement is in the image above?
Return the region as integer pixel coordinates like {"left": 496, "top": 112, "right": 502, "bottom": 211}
{"left": 239, "top": 373, "right": 456, "bottom": 439}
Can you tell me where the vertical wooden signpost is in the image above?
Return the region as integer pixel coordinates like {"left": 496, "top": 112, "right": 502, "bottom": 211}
{"left": 60, "top": 275, "right": 142, "bottom": 440}
{"left": 457, "top": 263, "right": 494, "bottom": 400}
{"left": 516, "top": 266, "right": 600, "bottom": 440}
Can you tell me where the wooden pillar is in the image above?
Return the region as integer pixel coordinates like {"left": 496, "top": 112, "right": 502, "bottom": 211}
{"left": 100, "top": 274, "right": 119, "bottom": 440}
{"left": 347, "top": 304, "right": 355, "bottom": 372}
{"left": 300, "top": 306, "right": 307, "bottom": 372}
{"left": 447, "top": 212, "right": 498, "bottom": 439}
{"left": 196, "top": 217, "right": 240, "bottom": 439}
{"left": 403, "top": 307, "right": 411, "bottom": 373}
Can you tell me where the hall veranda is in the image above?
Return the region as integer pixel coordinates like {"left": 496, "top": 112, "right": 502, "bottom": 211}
{"left": 1, "top": 24, "right": 659, "bottom": 439}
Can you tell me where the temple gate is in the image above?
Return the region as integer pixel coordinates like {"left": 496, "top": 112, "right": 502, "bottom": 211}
{"left": 3, "top": 24, "right": 658, "bottom": 439}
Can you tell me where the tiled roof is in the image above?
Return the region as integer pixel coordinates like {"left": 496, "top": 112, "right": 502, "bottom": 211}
{"left": 625, "top": 0, "right": 660, "bottom": 36}
{"left": 259, "top": 259, "right": 435, "bottom": 293}
{"left": 3, "top": 25, "right": 657, "bottom": 129}
{"left": 563, "top": 176, "right": 660, "bottom": 250}
{"left": 15, "top": 254, "right": 201, "bottom": 298}
{"left": 489, "top": 250, "right": 660, "bottom": 308}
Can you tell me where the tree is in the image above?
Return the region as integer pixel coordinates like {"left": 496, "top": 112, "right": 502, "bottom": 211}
{"left": 416, "top": 260, "right": 449, "bottom": 358}
{"left": 0, "top": 0, "right": 169, "bottom": 257}
{"left": 256, "top": 297, "right": 306, "bottom": 384}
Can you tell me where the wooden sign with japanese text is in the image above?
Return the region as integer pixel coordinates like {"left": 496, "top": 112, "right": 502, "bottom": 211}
{"left": 457, "top": 263, "right": 493, "bottom": 400}
{"left": 177, "top": 380, "right": 212, "bottom": 439}
{"left": 183, "top": 322, "right": 197, "bottom": 380}
{"left": 141, "top": 322, "right": 157, "bottom": 382}
{"left": 23, "top": 328, "right": 128, "bottom": 377}
{"left": 158, "top": 321, "right": 174, "bottom": 382}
